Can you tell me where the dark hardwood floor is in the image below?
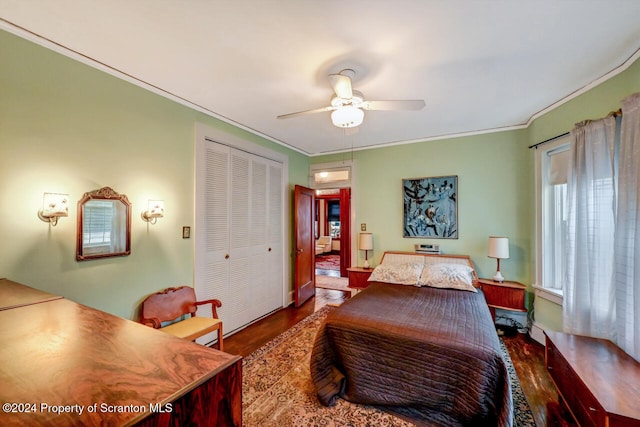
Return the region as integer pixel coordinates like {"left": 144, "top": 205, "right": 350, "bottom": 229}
{"left": 224, "top": 287, "right": 575, "bottom": 427}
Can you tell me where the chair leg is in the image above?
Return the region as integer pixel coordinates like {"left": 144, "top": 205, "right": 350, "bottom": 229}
{"left": 218, "top": 323, "right": 223, "bottom": 352}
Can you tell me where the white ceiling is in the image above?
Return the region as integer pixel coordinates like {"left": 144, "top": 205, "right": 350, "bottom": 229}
{"left": 1, "top": 1, "right": 639, "bottom": 155}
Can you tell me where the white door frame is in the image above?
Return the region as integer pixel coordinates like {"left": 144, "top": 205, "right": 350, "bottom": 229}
{"left": 309, "top": 160, "right": 358, "bottom": 269}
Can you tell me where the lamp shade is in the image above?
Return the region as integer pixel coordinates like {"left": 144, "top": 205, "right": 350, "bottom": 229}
{"left": 488, "top": 236, "right": 509, "bottom": 259}
{"left": 331, "top": 106, "right": 364, "bottom": 128}
{"left": 359, "top": 232, "right": 373, "bottom": 251}
{"left": 41, "top": 193, "right": 69, "bottom": 218}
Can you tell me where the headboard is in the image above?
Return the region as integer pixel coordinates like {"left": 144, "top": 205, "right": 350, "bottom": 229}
{"left": 379, "top": 251, "right": 479, "bottom": 285}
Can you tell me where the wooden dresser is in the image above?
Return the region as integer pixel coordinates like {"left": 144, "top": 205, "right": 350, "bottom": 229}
{"left": 0, "top": 279, "right": 241, "bottom": 426}
{"left": 545, "top": 330, "right": 640, "bottom": 427}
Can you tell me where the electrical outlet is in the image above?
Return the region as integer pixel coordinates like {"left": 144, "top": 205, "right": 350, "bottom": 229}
{"left": 360, "top": 223, "right": 366, "bottom": 231}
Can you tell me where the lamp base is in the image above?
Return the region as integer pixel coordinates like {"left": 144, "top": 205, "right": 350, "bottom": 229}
{"left": 493, "top": 271, "right": 505, "bottom": 283}
{"left": 363, "top": 259, "right": 370, "bottom": 269}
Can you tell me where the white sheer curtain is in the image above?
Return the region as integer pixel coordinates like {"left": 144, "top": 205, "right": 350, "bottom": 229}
{"left": 563, "top": 115, "right": 617, "bottom": 339}
{"left": 613, "top": 93, "right": 640, "bottom": 361}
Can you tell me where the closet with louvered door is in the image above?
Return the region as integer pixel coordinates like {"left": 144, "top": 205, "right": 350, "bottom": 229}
{"left": 195, "top": 137, "right": 284, "bottom": 344}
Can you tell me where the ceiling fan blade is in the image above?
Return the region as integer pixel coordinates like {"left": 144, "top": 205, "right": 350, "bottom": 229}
{"left": 277, "top": 106, "right": 334, "bottom": 119}
{"left": 362, "top": 100, "right": 426, "bottom": 111}
{"left": 328, "top": 73, "right": 353, "bottom": 99}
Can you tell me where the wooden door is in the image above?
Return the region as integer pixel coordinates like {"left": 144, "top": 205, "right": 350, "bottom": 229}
{"left": 294, "top": 185, "right": 315, "bottom": 307}
{"left": 339, "top": 187, "right": 351, "bottom": 277}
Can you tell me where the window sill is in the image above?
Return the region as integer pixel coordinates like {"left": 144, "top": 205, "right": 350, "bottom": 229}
{"left": 533, "top": 285, "right": 563, "bottom": 306}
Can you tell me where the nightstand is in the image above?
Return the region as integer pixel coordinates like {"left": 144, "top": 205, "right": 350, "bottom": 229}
{"left": 347, "top": 267, "right": 374, "bottom": 289}
{"left": 477, "top": 278, "right": 527, "bottom": 320}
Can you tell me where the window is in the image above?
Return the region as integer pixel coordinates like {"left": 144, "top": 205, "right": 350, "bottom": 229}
{"left": 309, "top": 162, "right": 352, "bottom": 190}
{"left": 82, "top": 200, "right": 115, "bottom": 255}
{"left": 327, "top": 200, "right": 340, "bottom": 238}
{"left": 535, "top": 136, "right": 570, "bottom": 298}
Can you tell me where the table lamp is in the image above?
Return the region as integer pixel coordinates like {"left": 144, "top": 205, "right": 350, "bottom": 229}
{"left": 359, "top": 232, "right": 373, "bottom": 268}
{"left": 488, "top": 236, "right": 509, "bottom": 282}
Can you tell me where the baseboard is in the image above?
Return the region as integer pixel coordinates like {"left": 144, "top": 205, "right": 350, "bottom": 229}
{"left": 530, "top": 321, "right": 546, "bottom": 345}
{"left": 287, "top": 291, "right": 294, "bottom": 306}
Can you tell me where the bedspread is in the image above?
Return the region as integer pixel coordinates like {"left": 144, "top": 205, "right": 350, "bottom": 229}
{"left": 310, "top": 282, "right": 512, "bottom": 427}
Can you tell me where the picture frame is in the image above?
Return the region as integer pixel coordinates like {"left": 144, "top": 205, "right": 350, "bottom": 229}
{"left": 402, "top": 175, "right": 458, "bottom": 239}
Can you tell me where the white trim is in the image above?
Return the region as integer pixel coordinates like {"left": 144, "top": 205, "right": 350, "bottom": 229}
{"left": 3, "top": 19, "right": 639, "bottom": 158}
{"left": 309, "top": 161, "right": 353, "bottom": 189}
{"left": 196, "top": 122, "right": 287, "bottom": 164}
{"left": 533, "top": 284, "right": 563, "bottom": 306}
{"left": 534, "top": 135, "right": 571, "bottom": 292}
{"left": 530, "top": 321, "right": 546, "bottom": 345}
{"left": 525, "top": 46, "right": 640, "bottom": 126}
{"left": 308, "top": 124, "right": 527, "bottom": 156}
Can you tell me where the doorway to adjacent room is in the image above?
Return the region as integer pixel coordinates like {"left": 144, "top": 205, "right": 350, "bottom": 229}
{"left": 310, "top": 162, "right": 354, "bottom": 295}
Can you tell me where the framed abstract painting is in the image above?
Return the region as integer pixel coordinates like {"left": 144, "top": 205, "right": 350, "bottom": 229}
{"left": 402, "top": 175, "right": 458, "bottom": 239}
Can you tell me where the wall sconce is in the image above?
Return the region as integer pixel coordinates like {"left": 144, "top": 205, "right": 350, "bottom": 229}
{"left": 141, "top": 200, "right": 164, "bottom": 224}
{"left": 488, "top": 236, "right": 510, "bottom": 282}
{"left": 38, "top": 193, "right": 69, "bottom": 226}
{"left": 359, "top": 232, "right": 374, "bottom": 268}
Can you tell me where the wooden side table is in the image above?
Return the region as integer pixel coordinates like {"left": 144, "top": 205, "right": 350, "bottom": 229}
{"left": 477, "top": 278, "right": 527, "bottom": 321}
{"left": 347, "top": 267, "right": 374, "bottom": 289}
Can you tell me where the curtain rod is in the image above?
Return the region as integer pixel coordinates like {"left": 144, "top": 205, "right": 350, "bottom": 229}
{"left": 528, "top": 108, "right": 623, "bottom": 150}
{"left": 528, "top": 132, "right": 569, "bottom": 150}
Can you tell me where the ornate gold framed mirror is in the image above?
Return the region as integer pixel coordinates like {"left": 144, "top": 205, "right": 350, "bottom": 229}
{"left": 76, "top": 187, "right": 131, "bottom": 261}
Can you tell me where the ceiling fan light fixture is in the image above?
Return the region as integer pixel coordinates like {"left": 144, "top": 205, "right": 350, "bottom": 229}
{"left": 331, "top": 106, "right": 364, "bottom": 128}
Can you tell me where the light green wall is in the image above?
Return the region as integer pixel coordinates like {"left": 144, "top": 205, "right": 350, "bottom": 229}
{"left": 0, "top": 29, "right": 309, "bottom": 320}
{"left": 316, "top": 130, "right": 532, "bottom": 284}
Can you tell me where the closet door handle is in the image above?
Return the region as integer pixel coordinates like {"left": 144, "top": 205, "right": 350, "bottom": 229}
{"left": 225, "top": 254, "right": 230, "bottom": 259}
{"left": 268, "top": 247, "right": 272, "bottom": 252}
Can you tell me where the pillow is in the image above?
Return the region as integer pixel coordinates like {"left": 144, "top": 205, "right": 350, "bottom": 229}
{"left": 418, "top": 263, "right": 477, "bottom": 292}
{"left": 367, "top": 262, "right": 423, "bottom": 286}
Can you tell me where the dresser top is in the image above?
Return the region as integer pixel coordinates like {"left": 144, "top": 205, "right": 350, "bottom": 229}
{"left": 1, "top": 297, "right": 240, "bottom": 426}
{"left": 545, "top": 330, "right": 640, "bottom": 421}
{"left": 0, "top": 278, "right": 63, "bottom": 310}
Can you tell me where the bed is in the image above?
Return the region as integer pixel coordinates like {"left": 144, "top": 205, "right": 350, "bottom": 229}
{"left": 310, "top": 252, "right": 513, "bottom": 427}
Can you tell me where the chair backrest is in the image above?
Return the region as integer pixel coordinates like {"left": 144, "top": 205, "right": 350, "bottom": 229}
{"left": 141, "top": 286, "right": 197, "bottom": 328}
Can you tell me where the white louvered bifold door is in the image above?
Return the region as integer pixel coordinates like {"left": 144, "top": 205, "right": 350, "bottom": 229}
{"left": 195, "top": 138, "right": 285, "bottom": 344}
{"left": 226, "top": 150, "right": 252, "bottom": 333}
{"left": 249, "top": 158, "right": 268, "bottom": 320}
{"left": 265, "top": 162, "right": 284, "bottom": 314}
{"left": 195, "top": 141, "right": 230, "bottom": 344}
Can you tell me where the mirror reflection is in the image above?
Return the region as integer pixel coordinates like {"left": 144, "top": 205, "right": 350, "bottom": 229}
{"left": 77, "top": 187, "right": 131, "bottom": 261}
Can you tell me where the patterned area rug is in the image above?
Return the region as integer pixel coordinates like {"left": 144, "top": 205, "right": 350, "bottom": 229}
{"left": 315, "top": 253, "right": 340, "bottom": 271}
{"left": 243, "top": 306, "right": 536, "bottom": 426}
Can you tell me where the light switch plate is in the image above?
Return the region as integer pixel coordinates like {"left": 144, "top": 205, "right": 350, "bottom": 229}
{"left": 360, "top": 223, "right": 366, "bottom": 231}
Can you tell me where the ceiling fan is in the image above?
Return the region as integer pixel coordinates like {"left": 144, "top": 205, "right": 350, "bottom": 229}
{"left": 277, "top": 69, "right": 426, "bottom": 129}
